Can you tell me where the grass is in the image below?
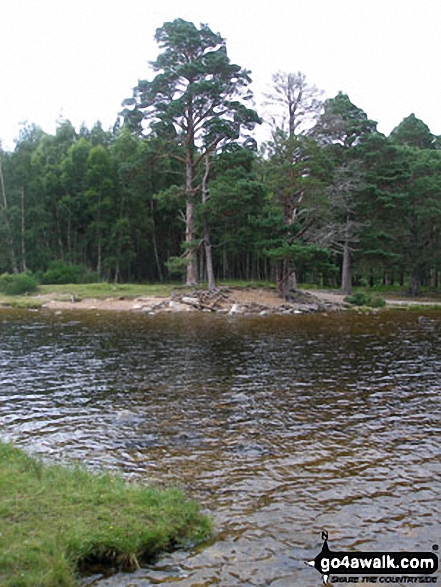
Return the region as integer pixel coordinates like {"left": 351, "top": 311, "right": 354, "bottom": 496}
{"left": 214, "top": 279, "right": 276, "bottom": 290}
{"left": 350, "top": 283, "right": 441, "bottom": 300}
{"left": 38, "top": 280, "right": 278, "bottom": 298}
{"left": 2, "top": 280, "right": 441, "bottom": 312}
{"left": 38, "top": 282, "right": 179, "bottom": 299}
{"left": 0, "top": 442, "right": 212, "bottom": 587}
{"left": 0, "top": 283, "right": 179, "bottom": 308}
{"left": 0, "top": 280, "right": 278, "bottom": 308}
{"left": 0, "top": 295, "right": 44, "bottom": 309}
{"left": 388, "top": 302, "right": 441, "bottom": 311}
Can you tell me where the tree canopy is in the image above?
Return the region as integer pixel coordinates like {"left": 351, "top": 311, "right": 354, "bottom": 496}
{"left": 1, "top": 17, "right": 441, "bottom": 296}
{"left": 121, "top": 18, "right": 260, "bottom": 286}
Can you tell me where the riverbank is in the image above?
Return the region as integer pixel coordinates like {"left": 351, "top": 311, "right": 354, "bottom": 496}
{"left": 1, "top": 283, "right": 441, "bottom": 315}
{"left": 0, "top": 284, "right": 346, "bottom": 315}
{"left": 0, "top": 442, "right": 212, "bottom": 587}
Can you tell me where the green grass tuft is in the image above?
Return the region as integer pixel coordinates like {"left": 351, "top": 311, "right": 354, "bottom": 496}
{"left": 0, "top": 442, "right": 212, "bottom": 586}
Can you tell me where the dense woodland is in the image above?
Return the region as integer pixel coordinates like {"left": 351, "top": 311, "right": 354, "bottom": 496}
{"left": 1, "top": 18, "right": 441, "bottom": 296}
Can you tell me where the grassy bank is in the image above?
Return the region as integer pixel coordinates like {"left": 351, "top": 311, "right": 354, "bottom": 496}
{"left": 0, "top": 280, "right": 276, "bottom": 309}
{"left": 0, "top": 283, "right": 179, "bottom": 309}
{"left": 0, "top": 442, "right": 212, "bottom": 587}
{"left": 2, "top": 280, "right": 441, "bottom": 312}
{"left": 38, "top": 282, "right": 178, "bottom": 300}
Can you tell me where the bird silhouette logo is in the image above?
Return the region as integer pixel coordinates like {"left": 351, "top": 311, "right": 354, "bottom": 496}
{"left": 305, "top": 531, "right": 331, "bottom": 584}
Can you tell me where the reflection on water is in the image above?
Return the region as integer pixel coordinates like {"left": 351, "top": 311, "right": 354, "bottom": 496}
{"left": 0, "top": 309, "right": 440, "bottom": 586}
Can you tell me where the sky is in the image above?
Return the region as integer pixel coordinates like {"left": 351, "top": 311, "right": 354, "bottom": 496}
{"left": 1, "top": 0, "right": 440, "bottom": 151}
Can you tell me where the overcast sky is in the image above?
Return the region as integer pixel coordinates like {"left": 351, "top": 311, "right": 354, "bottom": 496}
{"left": 1, "top": 0, "right": 440, "bottom": 150}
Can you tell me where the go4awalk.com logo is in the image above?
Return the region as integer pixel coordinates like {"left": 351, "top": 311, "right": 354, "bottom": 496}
{"left": 306, "top": 532, "right": 439, "bottom": 585}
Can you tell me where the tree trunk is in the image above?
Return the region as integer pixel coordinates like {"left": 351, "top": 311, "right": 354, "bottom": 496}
{"left": 114, "top": 190, "right": 126, "bottom": 284}
{"left": 67, "top": 206, "right": 71, "bottom": 262}
{"left": 96, "top": 195, "right": 102, "bottom": 278}
{"left": 54, "top": 205, "right": 64, "bottom": 260}
{"left": 340, "top": 240, "right": 352, "bottom": 295}
{"left": 282, "top": 262, "right": 297, "bottom": 299}
{"left": 202, "top": 154, "right": 216, "bottom": 291}
{"left": 222, "top": 246, "right": 227, "bottom": 280}
{"left": 20, "top": 185, "right": 27, "bottom": 272}
{"left": 277, "top": 260, "right": 297, "bottom": 299}
{"left": 150, "top": 200, "right": 163, "bottom": 282}
{"left": 408, "top": 272, "right": 420, "bottom": 297}
{"left": 185, "top": 197, "right": 198, "bottom": 286}
{"left": 0, "top": 158, "right": 18, "bottom": 273}
{"left": 185, "top": 106, "right": 198, "bottom": 287}
{"left": 113, "top": 261, "right": 120, "bottom": 284}
{"left": 281, "top": 269, "right": 297, "bottom": 299}
{"left": 97, "top": 233, "right": 102, "bottom": 278}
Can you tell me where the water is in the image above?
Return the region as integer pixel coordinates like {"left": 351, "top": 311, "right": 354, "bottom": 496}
{"left": 0, "top": 309, "right": 440, "bottom": 585}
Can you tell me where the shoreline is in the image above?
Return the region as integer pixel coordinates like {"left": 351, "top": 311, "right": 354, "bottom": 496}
{"left": 9, "top": 287, "right": 348, "bottom": 316}
{"left": 1, "top": 286, "right": 441, "bottom": 315}
{"left": 0, "top": 441, "right": 212, "bottom": 587}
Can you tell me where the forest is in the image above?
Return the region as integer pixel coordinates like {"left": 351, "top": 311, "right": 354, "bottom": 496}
{"left": 1, "top": 18, "right": 441, "bottom": 297}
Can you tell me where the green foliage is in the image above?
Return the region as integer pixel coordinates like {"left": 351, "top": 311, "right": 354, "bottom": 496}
{"left": 40, "top": 261, "right": 98, "bottom": 285}
{"left": 345, "top": 291, "right": 386, "bottom": 308}
{"left": 390, "top": 113, "right": 437, "bottom": 149}
{"left": 313, "top": 91, "right": 378, "bottom": 149}
{"left": 205, "top": 151, "right": 267, "bottom": 248}
{"left": 0, "top": 441, "right": 212, "bottom": 587}
{"left": 123, "top": 18, "right": 260, "bottom": 148}
{"left": 2, "top": 20, "right": 441, "bottom": 292}
{"left": 41, "top": 261, "right": 80, "bottom": 284}
{"left": 0, "top": 272, "right": 38, "bottom": 295}
{"left": 165, "top": 255, "right": 189, "bottom": 277}
{"left": 121, "top": 18, "right": 262, "bottom": 285}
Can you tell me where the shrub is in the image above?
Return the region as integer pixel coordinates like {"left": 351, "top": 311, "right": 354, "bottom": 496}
{"left": 81, "top": 269, "right": 100, "bottom": 283}
{"left": 41, "top": 261, "right": 101, "bottom": 285}
{"left": 41, "top": 261, "right": 82, "bottom": 284}
{"left": 0, "top": 272, "right": 38, "bottom": 295}
{"left": 345, "top": 291, "right": 386, "bottom": 308}
{"left": 368, "top": 295, "right": 387, "bottom": 308}
{"left": 165, "top": 255, "right": 189, "bottom": 277}
{"left": 345, "top": 292, "right": 367, "bottom": 306}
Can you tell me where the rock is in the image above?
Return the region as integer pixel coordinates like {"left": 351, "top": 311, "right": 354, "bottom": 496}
{"left": 181, "top": 296, "right": 200, "bottom": 306}
{"left": 229, "top": 303, "right": 241, "bottom": 315}
{"left": 169, "top": 300, "right": 186, "bottom": 311}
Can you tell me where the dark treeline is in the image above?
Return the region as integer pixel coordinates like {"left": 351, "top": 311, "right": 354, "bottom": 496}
{"left": 1, "top": 18, "right": 441, "bottom": 296}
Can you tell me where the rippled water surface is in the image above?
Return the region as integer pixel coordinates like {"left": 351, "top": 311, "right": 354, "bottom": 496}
{"left": 0, "top": 309, "right": 440, "bottom": 586}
